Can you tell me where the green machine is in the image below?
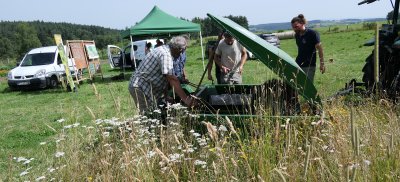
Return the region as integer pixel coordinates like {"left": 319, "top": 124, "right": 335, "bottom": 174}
{"left": 188, "top": 14, "right": 322, "bottom": 118}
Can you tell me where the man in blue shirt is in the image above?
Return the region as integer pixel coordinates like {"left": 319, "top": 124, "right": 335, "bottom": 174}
{"left": 291, "top": 14, "right": 325, "bottom": 82}
{"left": 173, "top": 50, "right": 188, "bottom": 83}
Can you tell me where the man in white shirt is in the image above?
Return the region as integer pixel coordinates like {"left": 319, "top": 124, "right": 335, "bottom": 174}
{"left": 214, "top": 32, "right": 247, "bottom": 84}
{"left": 128, "top": 36, "right": 194, "bottom": 113}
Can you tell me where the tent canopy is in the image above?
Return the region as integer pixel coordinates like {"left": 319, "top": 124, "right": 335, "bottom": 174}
{"left": 121, "top": 6, "right": 201, "bottom": 39}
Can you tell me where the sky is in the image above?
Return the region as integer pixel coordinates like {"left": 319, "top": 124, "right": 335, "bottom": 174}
{"left": 0, "top": 0, "right": 393, "bottom": 29}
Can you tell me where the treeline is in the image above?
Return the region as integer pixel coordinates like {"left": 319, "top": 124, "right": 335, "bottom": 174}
{"left": 0, "top": 21, "right": 121, "bottom": 60}
{"left": 0, "top": 15, "right": 248, "bottom": 60}
{"left": 191, "top": 15, "right": 249, "bottom": 36}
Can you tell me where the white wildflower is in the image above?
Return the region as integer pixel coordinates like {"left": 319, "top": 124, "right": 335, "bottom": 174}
{"left": 161, "top": 167, "right": 168, "bottom": 173}
{"left": 147, "top": 151, "right": 156, "bottom": 158}
{"left": 72, "top": 122, "right": 80, "bottom": 127}
{"left": 348, "top": 163, "right": 360, "bottom": 170}
{"left": 169, "top": 153, "right": 183, "bottom": 162}
{"left": 55, "top": 152, "right": 65, "bottom": 158}
{"left": 103, "top": 132, "right": 110, "bottom": 137}
{"left": 63, "top": 125, "right": 73, "bottom": 129}
{"left": 56, "top": 118, "right": 65, "bottom": 123}
{"left": 218, "top": 125, "right": 228, "bottom": 132}
{"left": 194, "top": 160, "right": 207, "bottom": 166}
{"left": 170, "top": 121, "right": 179, "bottom": 126}
{"left": 364, "top": 160, "right": 371, "bottom": 166}
{"left": 197, "top": 138, "right": 207, "bottom": 146}
{"left": 39, "top": 142, "right": 47, "bottom": 145}
{"left": 23, "top": 158, "right": 34, "bottom": 165}
{"left": 189, "top": 114, "right": 200, "bottom": 118}
{"left": 35, "top": 176, "right": 46, "bottom": 181}
{"left": 19, "top": 167, "right": 31, "bottom": 176}
{"left": 17, "top": 157, "right": 28, "bottom": 162}
{"left": 95, "top": 119, "right": 104, "bottom": 125}
{"left": 183, "top": 148, "right": 195, "bottom": 153}
{"left": 47, "top": 167, "right": 56, "bottom": 173}
{"left": 193, "top": 132, "right": 201, "bottom": 138}
{"left": 19, "top": 171, "right": 29, "bottom": 176}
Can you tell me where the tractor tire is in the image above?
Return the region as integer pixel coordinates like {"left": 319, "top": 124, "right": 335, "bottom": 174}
{"left": 362, "top": 53, "right": 375, "bottom": 91}
{"left": 390, "top": 71, "right": 400, "bottom": 97}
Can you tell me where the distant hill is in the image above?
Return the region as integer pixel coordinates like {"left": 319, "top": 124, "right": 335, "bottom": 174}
{"left": 249, "top": 18, "right": 386, "bottom": 32}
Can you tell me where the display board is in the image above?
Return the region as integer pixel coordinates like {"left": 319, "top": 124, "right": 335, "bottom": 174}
{"left": 68, "top": 41, "right": 88, "bottom": 69}
{"left": 67, "top": 40, "right": 103, "bottom": 81}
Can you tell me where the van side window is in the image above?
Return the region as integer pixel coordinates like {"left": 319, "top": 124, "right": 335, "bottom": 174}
{"left": 57, "top": 54, "right": 62, "bottom": 65}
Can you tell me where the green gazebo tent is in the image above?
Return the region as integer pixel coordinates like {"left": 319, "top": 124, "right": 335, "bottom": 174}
{"left": 122, "top": 6, "right": 206, "bottom": 68}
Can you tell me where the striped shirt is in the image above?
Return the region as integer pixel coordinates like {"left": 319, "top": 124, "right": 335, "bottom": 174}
{"left": 129, "top": 45, "right": 174, "bottom": 105}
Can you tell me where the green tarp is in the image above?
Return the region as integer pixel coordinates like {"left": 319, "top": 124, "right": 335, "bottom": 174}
{"left": 121, "top": 6, "right": 201, "bottom": 39}
{"left": 207, "top": 14, "right": 321, "bottom": 105}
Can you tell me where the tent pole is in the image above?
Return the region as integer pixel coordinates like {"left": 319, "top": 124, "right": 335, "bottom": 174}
{"left": 199, "top": 31, "right": 205, "bottom": 71}
{"left": 130, "top": 35, "right": 137, "bottom": 69}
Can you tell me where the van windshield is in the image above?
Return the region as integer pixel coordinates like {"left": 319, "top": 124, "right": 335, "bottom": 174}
{"left": 21, "top": 53, "right": 55, "bottom": 67}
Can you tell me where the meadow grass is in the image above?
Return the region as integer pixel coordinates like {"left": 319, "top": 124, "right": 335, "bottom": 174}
{"left": 1, "top": 27, "right": 400, "bottom": 181}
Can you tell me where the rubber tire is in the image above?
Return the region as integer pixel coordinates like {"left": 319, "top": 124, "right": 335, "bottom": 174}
{"left": 362, "top": 53, "right": 375, "bottom": 91}
{"left": 48, "top": 76, "right": 58, "bottom": 89}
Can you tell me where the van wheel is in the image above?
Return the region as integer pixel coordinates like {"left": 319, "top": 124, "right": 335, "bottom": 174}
{"left": 48, "top": 77, "right": 58, "bottom": 88}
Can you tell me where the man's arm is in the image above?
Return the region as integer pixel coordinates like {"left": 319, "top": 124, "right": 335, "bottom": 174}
{"left": 165, "top": 75, "right": 193, "bottom": 106}
{"left": 182, "top": 68, "right": 188, "bottom": 82}
{"left": 239, "top": 47, "right": 248, "bottom": 74}
{"left": 315, "top": 42, "right": 325, "bottom": 74}
{"left": 206, "top": 47, "right": 215, "bottom": 80}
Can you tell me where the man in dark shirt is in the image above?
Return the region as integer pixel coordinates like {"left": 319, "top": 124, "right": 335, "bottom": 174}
{"left": 291, "top": 14, "right": 325, "bottom": 82}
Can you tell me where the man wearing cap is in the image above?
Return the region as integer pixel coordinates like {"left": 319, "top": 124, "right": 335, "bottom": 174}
{"left": 128, "top": 36, "right": 194, "bottom": 113}
{"left": 213, "top": 32, "right": 248, "bottom": 84}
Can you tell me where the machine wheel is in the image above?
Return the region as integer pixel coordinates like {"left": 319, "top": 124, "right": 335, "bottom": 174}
{"left": 362, "top": 53, "right": 375, "bottom": 91}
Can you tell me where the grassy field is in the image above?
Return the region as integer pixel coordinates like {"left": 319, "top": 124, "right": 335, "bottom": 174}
{"left": 2, "top": 26, "right": 400, "bottom": 181}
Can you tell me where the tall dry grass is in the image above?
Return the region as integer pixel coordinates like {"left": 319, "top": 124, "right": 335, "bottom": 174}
{"left": 7, "top": 94, "right": 400, "bottom": 181}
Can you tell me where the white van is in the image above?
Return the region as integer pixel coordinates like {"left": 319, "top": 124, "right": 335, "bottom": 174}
{"left": 107, "top": 39, "right": 160, "bottom": 69}
{"left": 7, "top": 46, "right": 76, "bottom": 90}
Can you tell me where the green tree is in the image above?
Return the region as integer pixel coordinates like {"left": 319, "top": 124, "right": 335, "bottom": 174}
{"left": 225, "top": 15, "right": 249, "bottom": 29}
{"left": 386, "top": 10, "right": 400, "bottom": 21}
{"left": 192, "top": 15, "right": 249, "bottom": 37}
{"left": 0, "top": 37, "right": 15, "bottom": 59}
{"left": 15, "top": 22, "right": 41, "bottom": 58}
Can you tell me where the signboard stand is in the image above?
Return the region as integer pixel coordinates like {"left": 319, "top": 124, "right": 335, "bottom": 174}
{"left": 67, "top": 40, "right": 103, "bottom": 83}
{"left": 54, "top": 34, "right": 77, "bottom": 92}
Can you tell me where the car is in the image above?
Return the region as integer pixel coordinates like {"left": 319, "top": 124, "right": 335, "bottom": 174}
{"left": 107, "top": 39, "right": 160, "bottom": 70}
{"left": 259, "top": 34, "right": 280, "bottom": 48}
{"left": 7, "top": 46, "right": 76, "bottom": 90}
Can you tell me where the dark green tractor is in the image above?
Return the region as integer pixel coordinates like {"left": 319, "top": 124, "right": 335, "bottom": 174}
{"left": 357, "top": 0, "right": 400, "bottom": 98}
